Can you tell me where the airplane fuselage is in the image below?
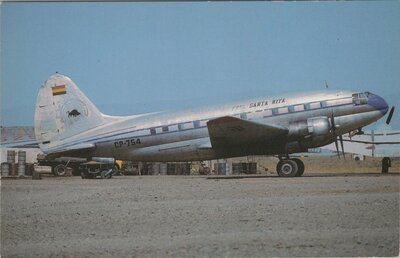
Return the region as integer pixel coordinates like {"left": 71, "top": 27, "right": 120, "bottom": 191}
{"left": 44, "top": 89, "right": 387, "bottom": 162}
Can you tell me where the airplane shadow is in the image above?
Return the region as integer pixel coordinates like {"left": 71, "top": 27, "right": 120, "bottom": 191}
{"left": 206, "top": 172, "right": 399, "bottom": 179}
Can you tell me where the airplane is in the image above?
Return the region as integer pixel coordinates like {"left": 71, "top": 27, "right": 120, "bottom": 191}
{"left": 34, "top": 73, "right": 393, "bottom": 177}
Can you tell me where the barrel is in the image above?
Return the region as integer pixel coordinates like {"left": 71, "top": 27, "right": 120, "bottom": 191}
{"left": 184, "top": 163, "right": 191, "bottom": 175}
{"left": 141, "top": 162, "right": 153, "bottom": 175}
{"left": 1, "top": 162, "right": 10, "bottom": 176}
{"left": 25, "top": 163, "right": 34, "bottom": 176}
{"left": 219, "top": 163, "right": 227, "bottom": 175}
{"left": 232, "top": 163, "right": 241, "bottom": 174}
{"left": 152, "top": 163, "right": 160, "bottom": 175}
{"left": 147, "top": 163, "right": 155, "bottom": 175}
{"left": 167, "top": 163, "right": 176, "bottom": 175}
{"left": 214, "top": 163, "right": 227, "bottom": 175}
{"left": 231, "top": 162, "right": 257, "bottom": 174}
{"left": 9, "top": 163, "right": 17, "bottom": 176}
{"left": 159, "top": 163, "right": 167, "bottom": 175}
{"left": 248, "top": 162, "right": 257, "bottom": 174}
{"left": 7, "top": 150, "right": 16, "bottom": 164}
{"left": 138, "top": 162, "right": 144, "bottom": 175}
{"left": 224, "top": 163, "right": 230, "bottom": 175}
{"left": 18, "top": 151, "right": 26, "bottom": 176}
{"left": 175, "top": 163, "right": 189, "bottom": 175}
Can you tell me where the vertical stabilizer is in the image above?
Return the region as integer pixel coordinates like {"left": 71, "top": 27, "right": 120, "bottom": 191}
{"left": 34, "top": 74, "right": 105, "bottom": 152}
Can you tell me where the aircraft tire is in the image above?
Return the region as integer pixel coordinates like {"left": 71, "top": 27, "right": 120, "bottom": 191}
{"left": 53, "top": 164, "right": 67, "bottom": 177}
{"left": 292, "top": 158, "right": 305, "bottom": 177}
{"left": 276, "top": 161, "right": 283, "bottom": 175}
{"left": 277, "top": 160, "right": 298, "bottom": 177}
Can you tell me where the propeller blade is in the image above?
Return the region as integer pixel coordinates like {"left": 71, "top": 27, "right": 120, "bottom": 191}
{"left": 386, "top": 106, "right": 395, "bottom": 125}
{"left": 334, "top": 137, "right": 340, "bottom": 159}
{"left": 339, "top": 135, "right": 345, "bottom": 159}
{"left": 330, "top": 110, "right": 336, "bottom": 133}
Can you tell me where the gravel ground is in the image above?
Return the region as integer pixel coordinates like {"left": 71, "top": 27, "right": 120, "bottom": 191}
{"left": 1, "top": 173, "right": 399, "bottom": 257}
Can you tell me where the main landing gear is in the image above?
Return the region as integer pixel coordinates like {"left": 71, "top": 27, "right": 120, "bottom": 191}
{"left": 276, "top": 157, "right": 305, "bottom": 177}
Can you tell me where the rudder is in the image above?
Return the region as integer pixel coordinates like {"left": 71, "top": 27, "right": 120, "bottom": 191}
{"left": 34, "top": 74, "right": 105, "bottom": 152}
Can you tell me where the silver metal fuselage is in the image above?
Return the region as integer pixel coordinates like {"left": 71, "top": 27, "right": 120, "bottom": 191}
{"left": 55, "top": 90, "right": 387, "bottom": 162}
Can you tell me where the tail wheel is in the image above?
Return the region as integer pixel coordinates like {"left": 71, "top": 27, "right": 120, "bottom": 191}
{"left": 53, "top": 164, "right": 67, "bottom": 176}
{"left": 277, "top": 160, "right": 298, "bottom": 177}
{"left": 292, "top": 158, "right": 305, "bottom": 177}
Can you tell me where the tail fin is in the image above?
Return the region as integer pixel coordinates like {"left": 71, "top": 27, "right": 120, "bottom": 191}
{"left": 34, "top": 74, "right": 105, "bottom": 152}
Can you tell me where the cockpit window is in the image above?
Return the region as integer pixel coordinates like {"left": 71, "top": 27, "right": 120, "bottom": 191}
{"left": 352, "top": 92, "right": 368, "bottom": 105}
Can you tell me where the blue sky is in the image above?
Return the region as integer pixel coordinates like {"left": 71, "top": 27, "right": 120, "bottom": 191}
{"left": 1, "top": 2, "right": 399, "bottom": 129}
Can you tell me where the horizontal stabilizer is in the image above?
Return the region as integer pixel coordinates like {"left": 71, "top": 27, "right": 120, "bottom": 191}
{"left": 207, "top": 116, "right": 288, "bottom": 148}
{"left": 44, "top": 143, "right": 95, "bottom": 160}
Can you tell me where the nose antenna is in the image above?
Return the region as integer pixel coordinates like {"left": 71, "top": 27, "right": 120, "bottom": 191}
{"left": 386, "top": 106, "right": 395, "bottom": 125}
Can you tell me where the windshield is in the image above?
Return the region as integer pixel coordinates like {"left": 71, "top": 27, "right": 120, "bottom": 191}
{"left": 352, "top": 92, "right": 368, "bottom": 105}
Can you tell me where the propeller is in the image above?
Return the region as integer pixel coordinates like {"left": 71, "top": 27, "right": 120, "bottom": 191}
{"left": 386, "top": 106, "right": 395, "bottom": 125}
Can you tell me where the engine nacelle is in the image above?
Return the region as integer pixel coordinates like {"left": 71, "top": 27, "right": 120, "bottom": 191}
{"left": 288, "top": 116, "right": 332, "bottom": 148}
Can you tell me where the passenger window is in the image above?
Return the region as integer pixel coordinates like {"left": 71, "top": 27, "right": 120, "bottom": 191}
{"left": 263, "top": 109, "right": 272, "bottom": 117}
{"left": 272, "top": 108, "right": 279, "bottom": 115}
{"left": 278, "top": 107, "right": 288, "bottom": 114}
{"left": 178, "top": 123, "right": 184, "bottom": 130}
{"left": 295, "top": 104, "right": 305, "bottom": 111}
{"left": 150, "top": 128, "right": 156, "bottom": 135}
{"left": 325, "top": 100, "right": 336, "bottom": 107}
{"left": 305, "top": 102, "right": 321, "bottom": 110}
{"left": 193, "top": 120, "right": 200, "bottom": 128}
{"left": 162, "top": 126, "right": 169, "bottom": 132}
{"left": 240, "top": 113, "right": 247, "bottom": 119}
{"left": 169, "top": 125, "right": 178, "bottom": 131}
{"left": 185, "top": 122, "right": 194, "bottom": 129}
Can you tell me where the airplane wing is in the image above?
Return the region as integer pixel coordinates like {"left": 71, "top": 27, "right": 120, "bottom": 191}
{"left": 207, "top": 116, "right": 288, "bottom": 149}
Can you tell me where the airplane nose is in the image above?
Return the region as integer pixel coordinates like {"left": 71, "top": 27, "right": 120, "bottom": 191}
{"left": 368, "top": 94, "right": 389, "bottom": 115}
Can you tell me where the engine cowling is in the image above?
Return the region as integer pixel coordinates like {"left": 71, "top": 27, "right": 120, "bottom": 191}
{"left": 288, "top": 116, "right": 332, "bottom": 148}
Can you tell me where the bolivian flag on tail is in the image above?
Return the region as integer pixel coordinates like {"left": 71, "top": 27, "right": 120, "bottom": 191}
{"left": 51, "top": 85, "right": 66, "bottom": 96}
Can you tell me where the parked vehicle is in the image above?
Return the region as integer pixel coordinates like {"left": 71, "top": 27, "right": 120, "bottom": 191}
{"left": 79, "top": 161, "right": 116, "bottom": 179}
